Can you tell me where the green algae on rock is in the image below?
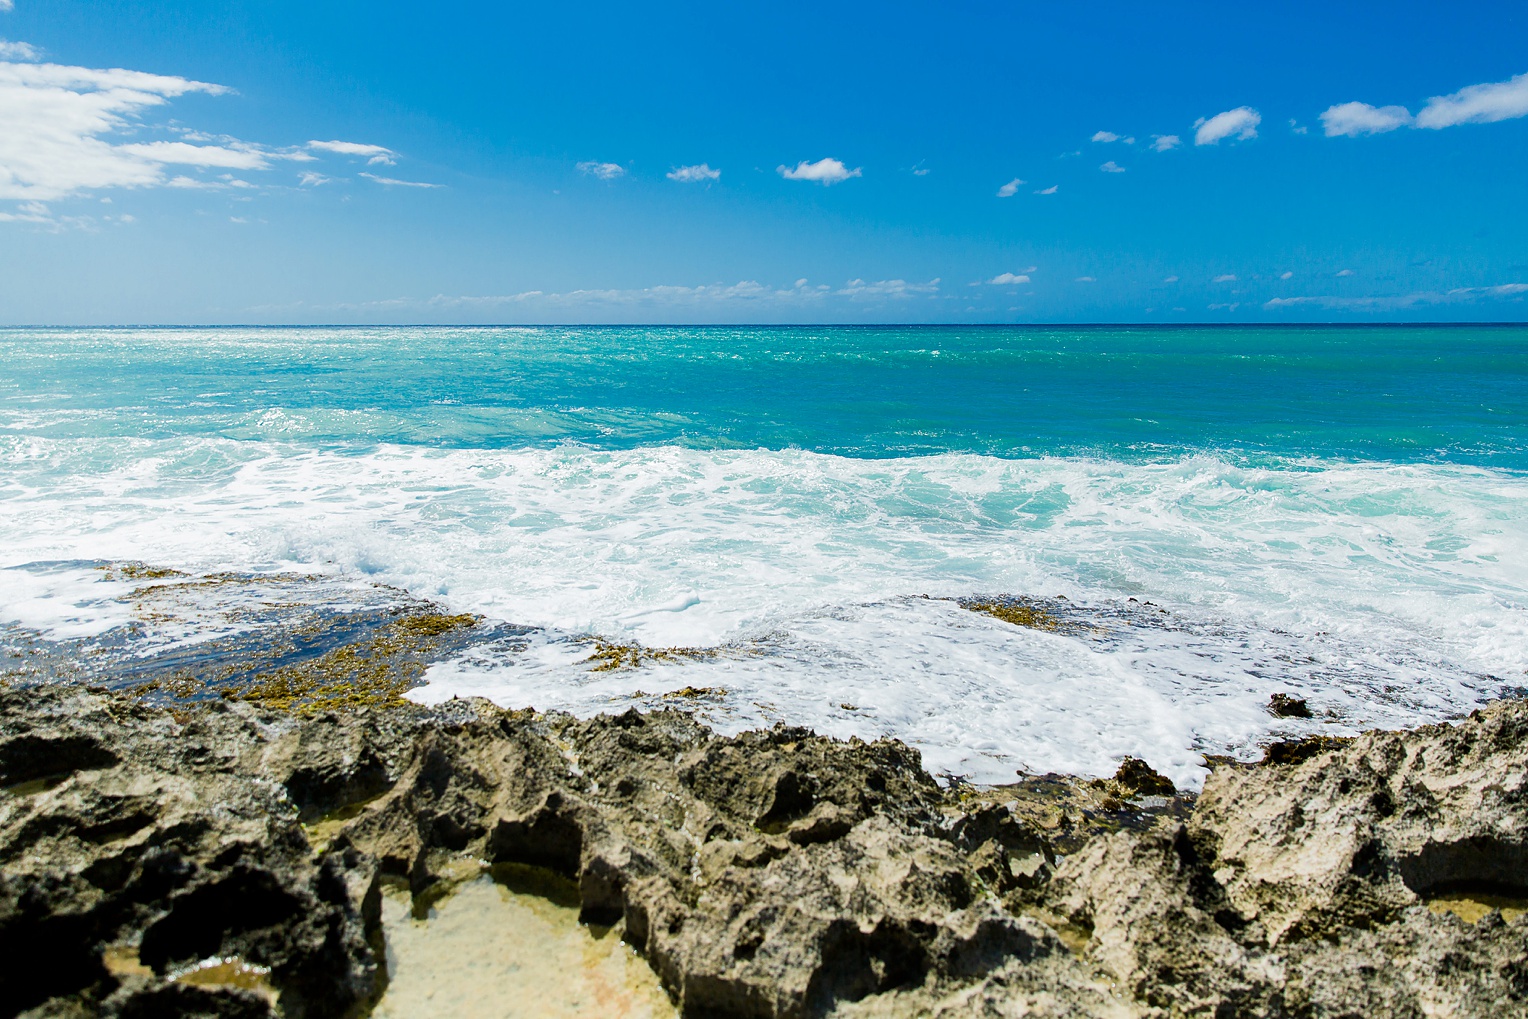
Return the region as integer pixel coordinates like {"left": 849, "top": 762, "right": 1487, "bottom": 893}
{"left": 958, "top": 596, "right": 1069, "bottom": 632}
{"left": 230, "top": 612, "right": 480, "bottom": 714}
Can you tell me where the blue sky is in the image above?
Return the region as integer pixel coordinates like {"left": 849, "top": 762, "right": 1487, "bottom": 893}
{"left": 1, "top": 1, "right": 1526, "bottom": 324}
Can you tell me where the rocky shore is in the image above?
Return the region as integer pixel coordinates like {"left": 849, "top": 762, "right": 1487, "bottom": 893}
{"left": 3, "top": 678, "right": 1525, "bottom": 1018}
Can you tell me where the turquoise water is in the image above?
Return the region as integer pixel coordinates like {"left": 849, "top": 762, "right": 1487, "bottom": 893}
{"left": 2, "top": 325, "right": 1526, "bottom": 785}
{"left": 4, "top": 325, "right": 1525, "bottom": 465}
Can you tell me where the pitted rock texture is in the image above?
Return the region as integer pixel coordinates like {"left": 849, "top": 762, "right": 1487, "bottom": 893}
{"left": 2, "top": 684, "right": 1525, "bottom": 1018}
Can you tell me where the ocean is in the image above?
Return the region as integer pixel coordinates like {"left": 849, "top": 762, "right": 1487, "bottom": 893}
{"left": 3, "top": 324, "right": 1526, "bottom": 787}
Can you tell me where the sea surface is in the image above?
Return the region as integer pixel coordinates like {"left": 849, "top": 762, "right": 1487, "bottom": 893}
{"left": 3, "top": 324, "right": 1526, "bottom": 787}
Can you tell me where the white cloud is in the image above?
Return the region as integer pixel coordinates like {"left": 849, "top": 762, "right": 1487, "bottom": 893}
{"left": 117, "top": 140, "right": 269, "bottom": 169}
{"left": 307, "top": 140, "right": 396, "bottom": 164}
{"left": 0, "top": 40, "right": 39, "bottom": 61}
{"left": 0, "top": 2, "right": 13, "bottom": 12}
{"left": 1335, "top": 268, "right": 1354, "bottom": 277}
{"left": 1099, "top": 160, "right": 1125, "bottom": 173}
{"left": 1416, "top": 72, "right": 1528, "bottom": 129}
{"left": 298, "top": 171, "right": 331, "bottom": 187}
{"left": 577, "top": 160, "right": 625, "bottom": 180}
{"left": 0, "top": 59, "right": 241, "bottom": 201}
{"left": 666, "top": 163, "right": 719, "bottom": 183}
{"left": 777, "top": 157, "right": 860, "bottom": 185}
{"left": 1163, "top": 275, "right": 1180, "bottom": 283}
{"left": 1194, "top": 106, "right": 1261, "bottom": 145}
{"left": 1289, "top": 119, "right": 1309, "bottom": 135}
{"left": 0, "top": 54, "right": 416, "bottom": 210}
{"left": 1075, "top": 276, "right": 1096, "bottom": 283}
{"left": 996, "top": 177, "right": 1024, "bottom": 197}
{"left": 1280, "top": 271, "right": 1293, "bottom": 280}
{"left": 912, "top": 166, "right": 930, "bottom": 176}
{"left": 359, "top": 172, "right": 440, "bottom": 188}
{"left": 988, "top": 272, "right": 1031, "bottom": 285}
{"left": 1320, "top": 102, "right": 1412, "bottom": 137}
{"left": 1034, "top": 185, "right": 1058, "bottom": 195}
{"left": 1213, "top": 273, "right": 1238, "bottom": 282}
{"left": 1151, "top": 134, "right": 1180, "bottom": 152}
{"left": 836, "top": 277, "right": 939, "bottom": 299}
{"left": 1091, "top": 131, "right": 1120, "bottom": 143}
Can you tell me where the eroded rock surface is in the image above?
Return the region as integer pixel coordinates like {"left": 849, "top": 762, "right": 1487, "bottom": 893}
{"left": 2, "top": 685, "right": 1525, "bottom": 1018}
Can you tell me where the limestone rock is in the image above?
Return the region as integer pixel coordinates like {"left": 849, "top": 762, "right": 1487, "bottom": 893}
{"left": 2, "top": 684, "right": 1526, "bottom": 1018}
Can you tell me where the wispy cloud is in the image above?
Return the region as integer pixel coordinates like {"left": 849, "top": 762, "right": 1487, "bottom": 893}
{"left": 359, "top": 172, "right": 441, "bottom": 188}
{"left": 0, "top": 2, "right": 14, "bottom": 13}
{"left": 0, "top": 50, "right": 428, "bottom": 211}
{"left": 1335, "top": 268, "right": 1354, "bottom": 277}
{"left": 357, "top": 277, "right": 942, "bottom": 315}
{"left": 1194, "top": 106, "right": 1261, "bottom": 145}
{"left": 777, "top": 157, "right": 860, "bottom": 185}
{"left": 1320, "top": 102, "right": 1412, "bottom": 137}
{"left": 1264, "top": 283, "right": 1528, "bottom": 311}
{"left": 1075, "top": 276, "right": 1096, "bottom": 283}
{"left": 577, "top": 161, "right": 625, "bottom": 180}
{"left": 988, "top": 272, "right": 1031, "bottom": 285}
{"left": 996, "top": 177, "right": 1024, "bottom": 197}
{"left": 1099, "top": 160, "right": 1125, "bottom": 173}
{"left": 1150, "top": 134, "right": 1180, "bottom": 152}
{"left": 1213, "top": 273, "right": 1238, "bottom": 282}
{"left": 116, "top": 140, "right": 269, "bottom": 170}
{"left": 1416, "top": 72, "right": 1528, "bottom": 128}
{"left": 1280, "top": 271, "right": 1293, "bottom": 280}
{"left": 0, "top": 39, "right": 39, "bottom": 60}
{"left": 0, "top": 200, "right": 51, "bottom": 223}
{"left": 666, "top": 163, "right": 719, "bottom": 183}
{"left": 308, "top": 140, "right": 396, "bottom": 164}
{"left": 298, "top": 171, "right": 331, "bottom": 187}
{"left": 0, "top": 199, "right": 96, "bottom": 231}
{"left": 1091, "top": 131, "right": 1120, "bottom": 143}
{"left": 1163, "top": 275, "right": 1180, "bottom": 283}
{"left": 1034, "top": 185, "right": 1058, "bottom": 195}
{"left": 836, "top": 278, "right": 940, "bottom": 299}
{"left": 0, "top": 59, "right": 233, "bottom": 201}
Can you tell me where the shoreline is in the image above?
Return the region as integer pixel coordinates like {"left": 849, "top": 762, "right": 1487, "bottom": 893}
{"left": 3, "top": 671, "right": 1526, "bottom": 1016}
{"left": 7, "top": 559, "right": 1484, "bottom": 792}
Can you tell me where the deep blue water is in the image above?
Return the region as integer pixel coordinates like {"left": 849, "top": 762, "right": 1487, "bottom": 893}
{"left": 2, "top": 324, "right": 1525, "bottom": 466}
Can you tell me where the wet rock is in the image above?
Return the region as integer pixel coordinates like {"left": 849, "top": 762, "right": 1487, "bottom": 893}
{"left": 1267, "top": 693, "right": 1312, "bottom": 718}
{"left": 2, "top": 683, "right": 1526, "bottom": 1018}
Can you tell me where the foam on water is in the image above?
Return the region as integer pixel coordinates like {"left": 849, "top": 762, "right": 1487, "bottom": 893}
{"left": 3, "top": 434, "right": 1524, "bottom": 786}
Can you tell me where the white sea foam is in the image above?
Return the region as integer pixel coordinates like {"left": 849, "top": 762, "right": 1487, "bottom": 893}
{"left": 2, "top": 436, "right": 1525, "bottom": 785}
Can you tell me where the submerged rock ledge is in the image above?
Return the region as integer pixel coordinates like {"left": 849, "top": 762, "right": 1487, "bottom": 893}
{"left": 2, "top": 684, "right": 1525, "bottom": 1018}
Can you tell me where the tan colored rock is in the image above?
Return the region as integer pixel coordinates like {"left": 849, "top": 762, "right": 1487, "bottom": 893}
{"left": 3, "top": 685, "right": 1526, "bottom": 1018}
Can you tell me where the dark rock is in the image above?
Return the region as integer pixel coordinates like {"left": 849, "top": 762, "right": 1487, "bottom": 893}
{"left": 1269, "top": 693, "right": 1314, "bottom": 718}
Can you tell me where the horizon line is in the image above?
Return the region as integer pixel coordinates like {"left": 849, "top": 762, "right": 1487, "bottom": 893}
{"left": 3, "top": 321, "right": 1527, "bottom": 330}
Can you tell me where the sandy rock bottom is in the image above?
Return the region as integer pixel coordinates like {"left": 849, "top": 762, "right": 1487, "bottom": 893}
{"left": 373, "top": 867, "right": 673, "bottom": 1019}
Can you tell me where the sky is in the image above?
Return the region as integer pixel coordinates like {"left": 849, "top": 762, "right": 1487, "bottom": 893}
{"left": 1, "top": 1, "right": 1526, "bottom": 324}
